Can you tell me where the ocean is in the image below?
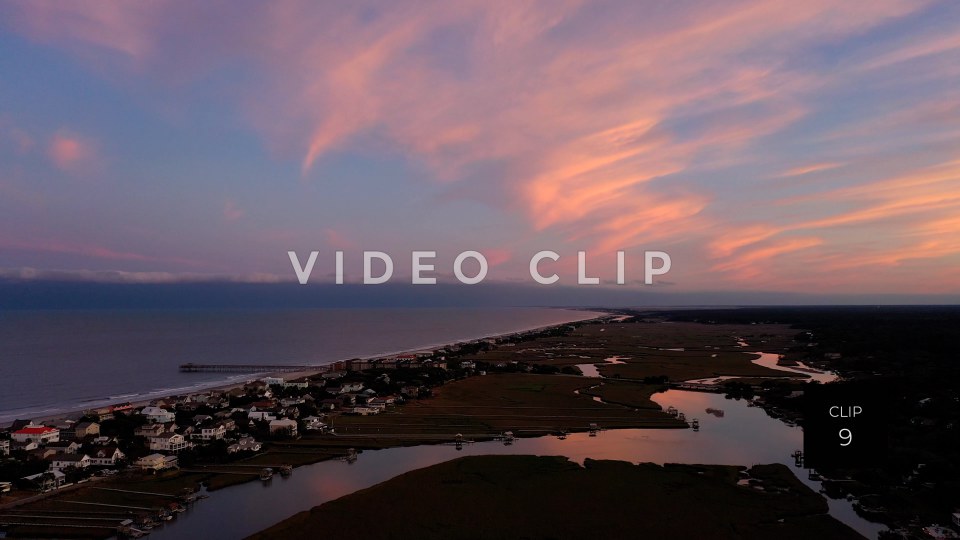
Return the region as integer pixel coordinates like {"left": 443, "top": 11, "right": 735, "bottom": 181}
{"left": 0, "top": 308, "right": 600, "bottom": 425}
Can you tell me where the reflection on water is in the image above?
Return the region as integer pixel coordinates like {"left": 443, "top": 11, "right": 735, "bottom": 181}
{"left": 576, "top": 363, "right": 601, "bottom": 377}
{"left": 152, "top": 389, "right": 882, "bottom": 540}
{"left": 752, "top": 352, "right": 838, "bottom": 383}
{"left": 577, "top": 356, "right": 628, "bottom": 377}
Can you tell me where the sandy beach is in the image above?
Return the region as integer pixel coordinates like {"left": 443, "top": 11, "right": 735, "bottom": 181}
{"left": 4, "top": 311, "right": 607, "bottom": 429}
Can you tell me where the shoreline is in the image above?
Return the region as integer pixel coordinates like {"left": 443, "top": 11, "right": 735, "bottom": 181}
{"left": 1, "top": 308, "right": 609, "bottom": 428}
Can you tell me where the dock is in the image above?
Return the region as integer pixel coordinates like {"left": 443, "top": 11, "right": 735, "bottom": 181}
{"left": 179, "top": 363, "right": 322, "bottom": 373}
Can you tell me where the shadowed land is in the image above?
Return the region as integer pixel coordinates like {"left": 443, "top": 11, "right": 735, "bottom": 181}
{"left": 249, "top": 455, "right": 861, "bottom": 540}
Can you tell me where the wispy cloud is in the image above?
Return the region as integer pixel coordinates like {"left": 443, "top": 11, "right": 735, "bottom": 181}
{"left": 1, "top": 0, "right": 957, "bottom": 293}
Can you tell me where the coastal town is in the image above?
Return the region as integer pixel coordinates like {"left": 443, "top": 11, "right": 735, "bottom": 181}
{"left": 2, "top": 310, "right": 959, "bottom": 539}
{"left": 0, "top": 321, "right": 586, "bottom": 537}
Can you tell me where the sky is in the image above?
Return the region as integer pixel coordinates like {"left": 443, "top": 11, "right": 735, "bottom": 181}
{"left": 0, "top": 0, "right": 958, "bottom": 301}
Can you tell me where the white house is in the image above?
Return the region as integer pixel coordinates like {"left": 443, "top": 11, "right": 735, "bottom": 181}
{"left": 13, "top": 440, "right": 38, "bottom": 452}
{"left": 148, "top": 432, "right": 188, "bottom": 452}
{"left": 345, "top": 406, "right": 380, "bottom": 416}
{"left": 51, "top": 453, "right": 91, "bottom": 471}
{"left": 263, "top": 376, "right": 309, "bottom": 389}
{"left": 22, "top": 470, "right": 66, "bottom": 491}
{"left": 11, "top": 426, "right": 60, "bottom": 444}
{"left": 88, "top": 446, "right": 125, "bottom": 466}
{"left": 135, "top": 453, "right": 178, "bottom": 471}
{"left": 248, "top": 411, "right": 276, "bottom": 422}
{"left": 195, "top": 423, "right": 227, "bottom": 441}
{"left": 268, "top": 418, "right": 298, "bottom": 436}
{"left": 141, "top": 407, "right": 176, "bottom": 423}
{"left": 46, "top": 441, "right": 81, "bottom": 454}
{"left": 227, "top": 437, "right": 262, "bottom": 454}
{"left": 301, "top": 416, "right": 326, "bottom": 431}
{"left": 134, "top": 423, "right": 168, "bottom": 438}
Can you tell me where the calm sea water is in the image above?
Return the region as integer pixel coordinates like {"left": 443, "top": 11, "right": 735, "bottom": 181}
{"left": 0, "top": 308, "right": 600, "bottom": 424}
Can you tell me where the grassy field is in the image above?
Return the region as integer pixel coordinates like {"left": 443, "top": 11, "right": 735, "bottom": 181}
{"left": 468, "top": 321, "right": 805, "bottom": 381}
{"left": 250, "top": 455, "right": 861, "bottom": 540}
{"left": 577, "top": 380, "right": 665, "bottom": 409}
{"left": 328, "top": 373, "right": 685, "bottom": 441}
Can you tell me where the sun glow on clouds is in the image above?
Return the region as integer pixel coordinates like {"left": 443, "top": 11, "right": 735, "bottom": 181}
{"left": 1, "top": 0, "right": 959, "bottom": 292}
{"left": 47, "top": 130, "right": 98, "bottom": 173}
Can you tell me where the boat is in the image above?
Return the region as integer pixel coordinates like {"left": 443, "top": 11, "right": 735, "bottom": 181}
{"left": 666, "top": 406, "right": 678, "bottom": 417}
{"left": 502, "top": 431, "right": 515, "bottom": 445}
{"left": 677, "top": 412, "right": 686, "bottom": 422}
{"left": 588, "top": 423, "right": 600, "bottom": 436}
{"left": 691, "top": 419, "right": 700, "bottom": 431}
{"left": 260, "top": 467, "right": 274, "bottom": 481}
{"left": 279, "top": 465, "right": 293, "bottom": 477}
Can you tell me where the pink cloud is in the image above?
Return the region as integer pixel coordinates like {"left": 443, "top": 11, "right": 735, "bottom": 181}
{"left": 47, "top": 130, "right": 99, "bottom": 173}
{"left": 223, "top": 199, "right": 245, "bottom": 222}
{"left": 4, "top": 0, "right": 955, "bottom": 292}
{"left": 320, "top": 228, "right": 357, "bottom": 251}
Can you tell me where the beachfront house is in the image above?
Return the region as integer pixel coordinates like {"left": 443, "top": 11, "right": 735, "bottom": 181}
{"left": 141, "top": 406, "right": 176, "bottom": 423}
{"left": 269, "top": 418, "right": 298, "bottom": 437}
{"left": 51, "top": 453, "right": 91, "bottom": 471}
{"left": 84, "top": 408, "right": 114, "bottom": 422}
{"left": 73, "top": 422, "right": 100, "bottom": 439}
{"left": 89, "top": 446, "right": 125, "bottom": 466}
{"left": 135, "top": 453, "right": 178, "bottom": 471}
{"left": 11, "top": 426, "right": 60, "bottom": 444}
{"left": 148, "top": 432, "right": 188, "bottom": 453}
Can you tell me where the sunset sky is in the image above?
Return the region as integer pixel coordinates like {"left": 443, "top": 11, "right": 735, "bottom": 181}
{"left": 1, "top": 1, "right": 958, "bottom": 297}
